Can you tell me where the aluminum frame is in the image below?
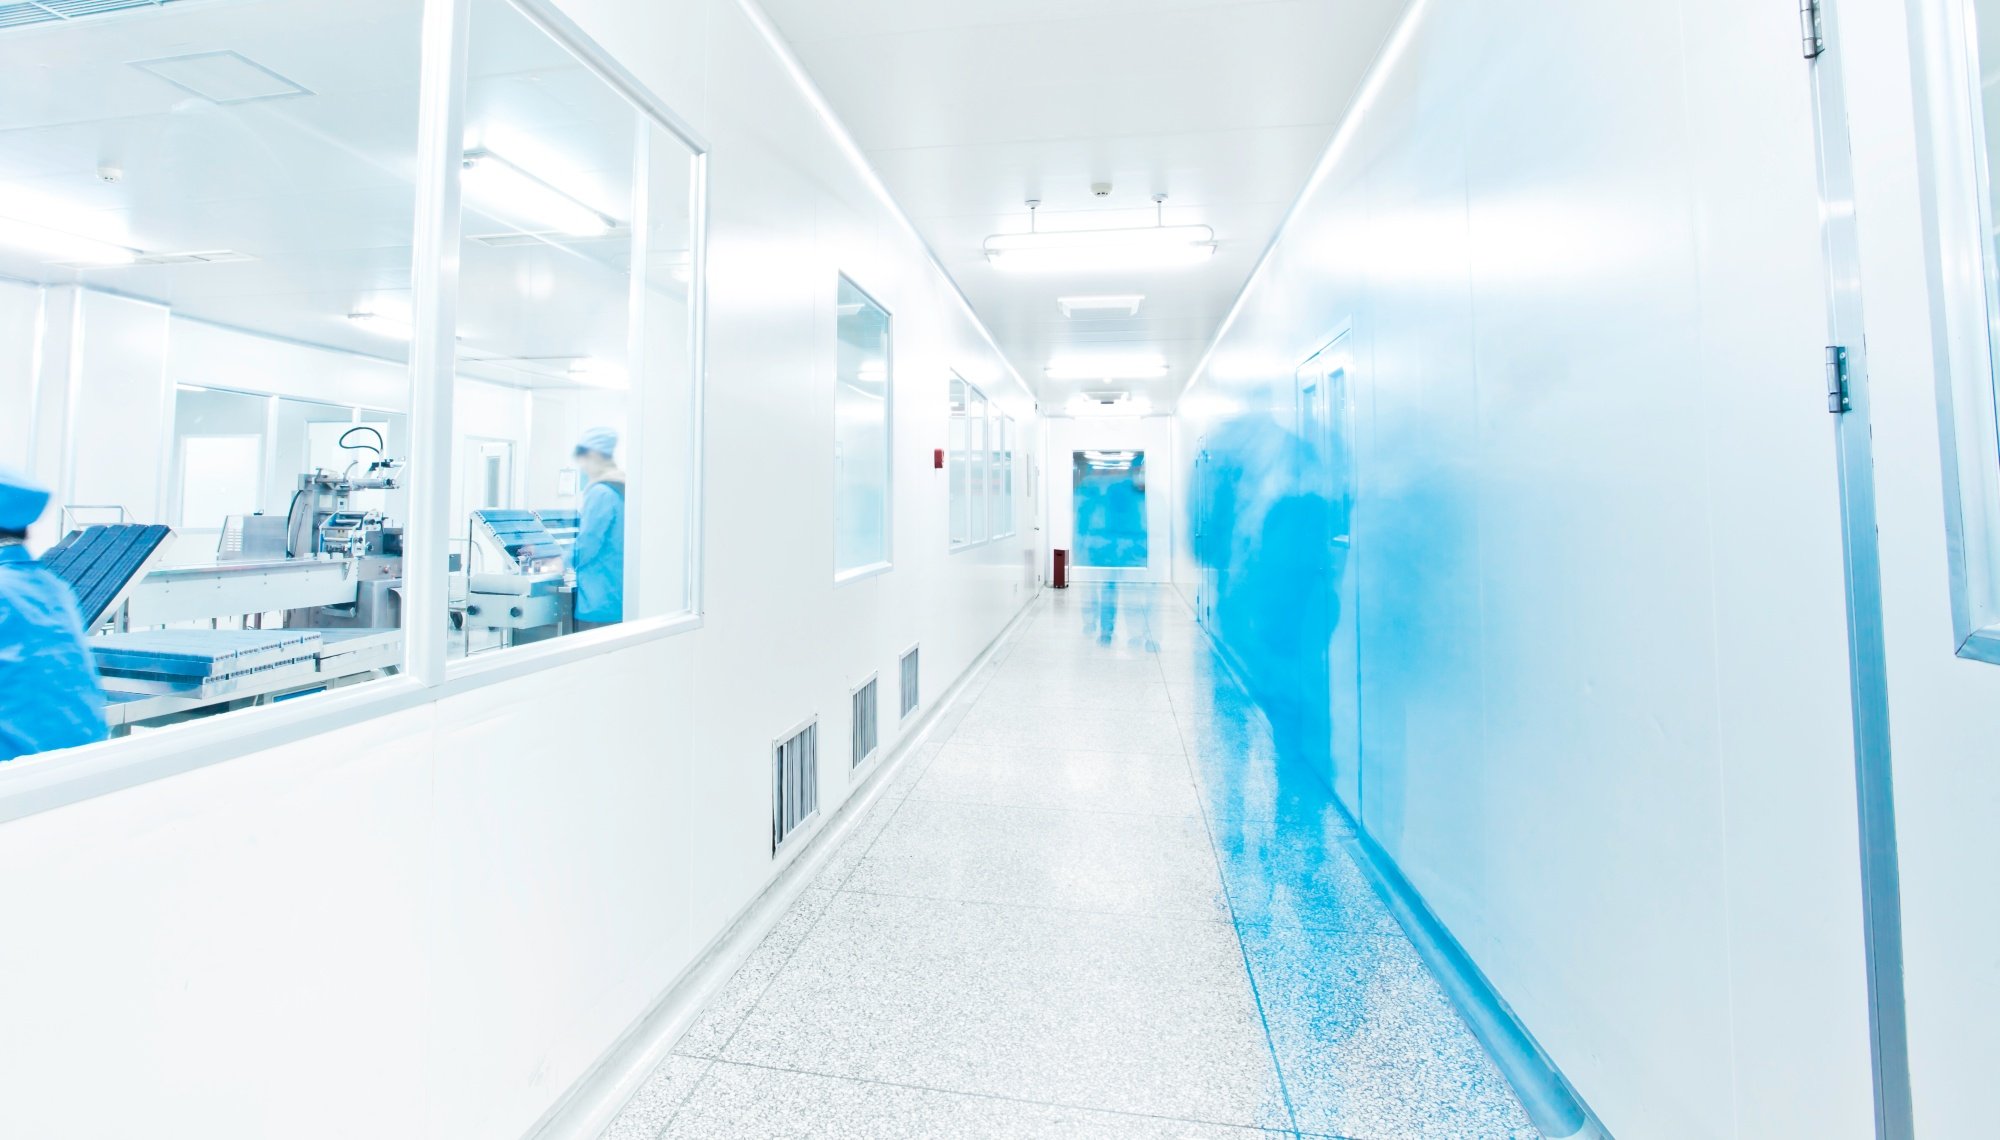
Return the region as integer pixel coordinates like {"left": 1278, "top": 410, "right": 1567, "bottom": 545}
{"left": 1907, "top": 0, "right": 2000, "bottom": 664}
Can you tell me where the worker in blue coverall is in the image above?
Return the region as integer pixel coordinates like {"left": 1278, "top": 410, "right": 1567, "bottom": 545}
{"left": 571, "top": 428, "right": 626, "bottom": 630}
{"left": 0, "top": 466, "right": 107, "bottom": 761}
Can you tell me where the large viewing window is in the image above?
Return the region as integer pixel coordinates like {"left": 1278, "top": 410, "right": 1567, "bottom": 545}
{"left": 0, "top": 0, "right": 705, "bottom": 772}
{"left": 833, "top": 276, "right": 891, "bottom": 578}
{"left": 450, "top": 0, "right": 700, "bottom": 654}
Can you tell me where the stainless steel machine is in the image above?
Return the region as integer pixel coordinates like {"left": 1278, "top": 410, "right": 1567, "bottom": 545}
{"left": 54, "top": 429, "right": 414, "bottom": 730}
{"left": 462, "top": 508, "right": 570, "bottom": 646}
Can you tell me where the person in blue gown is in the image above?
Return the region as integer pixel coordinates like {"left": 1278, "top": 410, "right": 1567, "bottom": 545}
{"left": 0, "top": 466, "right": 107, "bottom": 761}
{"left": 571, "top": 428, "right": 626, "bottom": 630}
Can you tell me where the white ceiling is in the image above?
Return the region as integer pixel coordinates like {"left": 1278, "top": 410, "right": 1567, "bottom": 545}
{"left": 0, "top": 0, "right": 691, "bottom": 389}
{"left": 756, "top": 0, "right": 1408, "bottom": 411}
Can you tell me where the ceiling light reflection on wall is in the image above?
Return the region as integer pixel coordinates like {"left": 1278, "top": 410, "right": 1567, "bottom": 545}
{"left": 462, "top": 147, "right": 615, "bottom": 238}
{"left": 1057, "top": 294, "right": 1145, "bottom": 318}
{"left": 1045, "top": 354, "right": 1169, "bottom": 381}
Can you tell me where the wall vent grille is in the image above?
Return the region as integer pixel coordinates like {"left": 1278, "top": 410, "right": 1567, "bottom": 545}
{"left": 899, "top": 646, "right": 920, "bottom": 719}
{"left": 851, "top": 676, "right": 879, "bottom": 768}
{"left": 771, "top": 720, "right": 818, "bottom": 853}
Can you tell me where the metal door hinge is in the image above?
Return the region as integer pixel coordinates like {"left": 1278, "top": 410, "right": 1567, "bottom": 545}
{"left": 1802, "top": 0, "right": 1826, "bottom": 59}
{"left": 1827, "top": 345, "right": 1851, "bottom": 413}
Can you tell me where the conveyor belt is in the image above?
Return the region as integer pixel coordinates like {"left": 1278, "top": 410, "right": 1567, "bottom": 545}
{"left": 42, "top": 525, "right": 173, "bottom": 627}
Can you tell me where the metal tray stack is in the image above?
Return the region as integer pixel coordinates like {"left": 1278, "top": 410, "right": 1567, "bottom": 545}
{"left": 91, "top": 630, "right": 325, "bottom": 696}
{"left": 41, "top": 524, "right": 174, "bottom": 627}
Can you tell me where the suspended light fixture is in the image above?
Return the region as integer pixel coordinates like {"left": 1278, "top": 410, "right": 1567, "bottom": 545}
{"left": 462, "top": 147, "right": 615, "bottom": 237}
{"left": 986, "top": 195, "right": 1212, "bottom": 273}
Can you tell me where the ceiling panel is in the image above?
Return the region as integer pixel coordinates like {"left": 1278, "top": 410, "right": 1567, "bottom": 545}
{"left": 758, "top": 0, "right": 1408, "bottom": 410}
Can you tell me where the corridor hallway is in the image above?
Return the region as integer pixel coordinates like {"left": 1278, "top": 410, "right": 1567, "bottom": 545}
{"left": 603, "top": 585, "right": 1537, "bottom": 1140}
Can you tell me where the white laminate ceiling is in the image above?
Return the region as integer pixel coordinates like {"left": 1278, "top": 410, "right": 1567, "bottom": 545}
{"left": 755, "top": 0, "right": 1409, "bottom": 410}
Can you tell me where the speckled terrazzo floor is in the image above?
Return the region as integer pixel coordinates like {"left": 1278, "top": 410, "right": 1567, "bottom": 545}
{"left": 603, "top": 586, "right": 1540, "bottom": 1140}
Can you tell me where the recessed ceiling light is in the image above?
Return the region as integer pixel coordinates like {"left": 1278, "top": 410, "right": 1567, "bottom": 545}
{"left": 0, "top": 214, "right": 138, "bottom": 265}
{"left": 1046, "top": 354, "right": 1169, "bottom": 381}
{"left": 1058, "top": 294, "right": 1145, "bottom": 318}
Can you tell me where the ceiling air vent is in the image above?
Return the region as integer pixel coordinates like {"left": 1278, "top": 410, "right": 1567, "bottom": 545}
{"left": 899, "top": 646, "right": 920, "bottom": 720}
{"left": 132, "top": 50, "right": 309, "bottom": 104}
{"left": 1084, "top": 390, "right": 1131, "bottom": 407}
{"left": 772, "top": 719, "right": 819, "bottom": 854}
{"left": 2, "top": 0, "right": 178, "bottom": 30}
{"left": 851, "top": 675, "right": 879, "bottom": 769}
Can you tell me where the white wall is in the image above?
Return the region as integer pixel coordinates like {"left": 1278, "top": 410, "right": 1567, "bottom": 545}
{"left": 0, "top": 278, "right": 41, "bottom": 468}
{"left": 1171, "top": 0, "right": 1878, "bottom": 1135}
{"left": 168, "top": 316, "right": 410, "bottom": 411}
{"left": 0, "top": 3, "right": 1038, "bottom": 1139}
{"left": 1046, "top": 415, "right": 1175, "bottom": 584}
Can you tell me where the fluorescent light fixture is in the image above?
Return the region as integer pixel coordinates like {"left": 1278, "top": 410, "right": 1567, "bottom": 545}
{"left": 462, "top": 147, "right": 614, "bottom": 238}
{"left": 347, "top": 311, "right": 411, "bottom": 340}
{"left": 567, "top": 358, "right": 629, "bottom": 389}
{"left": 1058, "top": 294, "right": 1145, "bottom": 318}
{"left": 0, "top": 214, "right": 138, "bottom": 265}
{"left": 1045, "top": 354, "right": 1169, "bottom": 381}
{"left": 985, "top": 225, "right": 1213, "bottom": 273}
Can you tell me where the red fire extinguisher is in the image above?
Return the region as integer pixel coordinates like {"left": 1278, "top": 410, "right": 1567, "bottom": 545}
{"left": 1053, "top": 548, "right": 1070, "bottom": 589}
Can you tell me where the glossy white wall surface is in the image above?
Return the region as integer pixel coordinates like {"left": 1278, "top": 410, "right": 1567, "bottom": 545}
{"left": 0, "top": 1, "right": 1037, "bottom": 1137}
{"left": 1834, "top": 0, "right": 2000, "bottom": 1132}
{"left": 1172, "top": 0, "right": 1878, "bottom": 1134}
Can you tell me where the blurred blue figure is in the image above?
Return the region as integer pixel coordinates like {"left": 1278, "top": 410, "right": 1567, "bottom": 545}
{"left": 0, "top": 466, "right": 108, "bottom": 761}
{"left": 572, "top": 427, "right": 626, "bottom": 630}
{"left": 1074, "top": 452, "right": 1149, "bottom": 644}
{"left": 1189, "top": 420, "right": 1342, "bottom": 781}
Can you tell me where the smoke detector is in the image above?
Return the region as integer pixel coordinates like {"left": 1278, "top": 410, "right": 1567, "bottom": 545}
{"left": 1090, "top": 181, "right": 1112, "bottom": 198}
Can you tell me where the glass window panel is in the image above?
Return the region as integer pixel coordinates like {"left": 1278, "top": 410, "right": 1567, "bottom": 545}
{"left": 996, "top": 416, "right": 1015, "bottom": 538}
{"left": 969, "top": 389, "right": 989, "bottom": 543}
{"left": 0, "top": 0, "right": 425, "bottom": 759}
{"left": 949, "top": 377, "right": 972, "bottom": 547}
{"left": 834, "top": 278, "right": 891, "bottom": 575}
{"left": 451, "top": 0, "right": 699, "bottom": 655}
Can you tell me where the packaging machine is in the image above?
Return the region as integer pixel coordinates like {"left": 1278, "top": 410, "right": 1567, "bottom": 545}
{"left": 45, "top": 445, "right": 412, "bottom": 731}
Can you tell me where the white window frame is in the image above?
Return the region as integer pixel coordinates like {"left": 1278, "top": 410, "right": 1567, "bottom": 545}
{"left": 0, "top": 0, "right": 709, "bottom": 823}
{"left": 1911, "top": 0, "right": 2000, "bottom": 663}
{"left": 948, "top": 375, "right": 999, "bottom": 552}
